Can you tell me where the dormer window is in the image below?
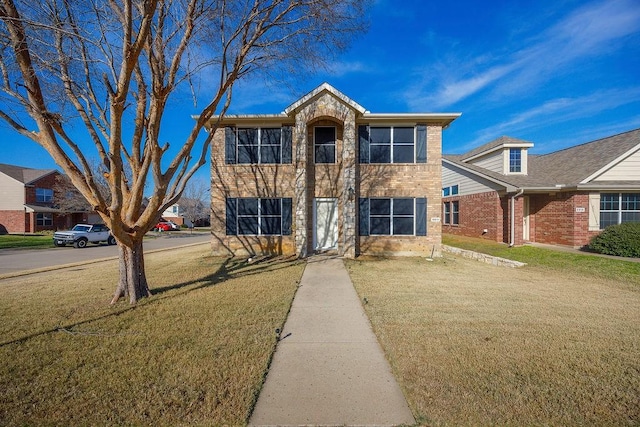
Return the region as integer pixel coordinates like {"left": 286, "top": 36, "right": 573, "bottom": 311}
{"left": 509, "top": 148, "right": 522, "bottom": 173}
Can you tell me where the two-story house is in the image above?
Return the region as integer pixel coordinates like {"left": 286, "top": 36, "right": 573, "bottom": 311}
{"left": 442, "top": 128, "right": 640, "bottom": 248}
{"left": 0, "top": 163, "right": 94, "bottom": 234}
{"left": 206, "top": 83, "right": 460, "bottom": 258}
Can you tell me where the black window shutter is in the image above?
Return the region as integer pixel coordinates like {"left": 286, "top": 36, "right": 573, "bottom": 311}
{"left": 358, "top": 125, "right": 370, "bottom": 164}
{"left": 281, "top": 198, "right": 292, "bottom": 235}
{"left": 281, "top": 126, "right": 292, "bottom": 164}
{"left": 416, "top": 197, "right": 427, "bottom": 236}
{"left": 225, "top": 126, "right": 236, "bottom": 164}
{"left": 225, "top": 198, "right": 237, "bottom": 235}
{"left": 359, "top": 198, "right": 370, "bottom": 236}
{"left": 416, "top": 124, "right": 427, "bottom": 163}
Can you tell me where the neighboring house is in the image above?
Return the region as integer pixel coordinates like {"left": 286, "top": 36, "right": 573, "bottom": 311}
{"left": 207, "top": 83, "right": 460, "bottom": 258}
{"left": 442, "top": 128, "right": 640, "bottom": 248}
{"left": 160, "top": 204, "right": 190, "bottom": 227}
{"left": 0, "top": 163, "right": 92, "bottom": 233}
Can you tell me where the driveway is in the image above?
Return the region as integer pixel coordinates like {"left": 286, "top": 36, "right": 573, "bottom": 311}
{"left": 0, "top": 232, "right": 210, "bottom": 276}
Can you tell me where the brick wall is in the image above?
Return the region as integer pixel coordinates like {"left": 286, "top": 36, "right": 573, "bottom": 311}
{"left": 442, "top": 191, "right": 503, "bottom": 242}
{"left": 529, "top": 192, "right": 596, "bottom": 247}
{"left": 0, "top": 210, "right": 26, "bottom": 233}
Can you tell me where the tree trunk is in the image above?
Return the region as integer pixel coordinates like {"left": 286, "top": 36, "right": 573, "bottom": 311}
{"left": 111, "top": 239, "right": 151, "bottom": 304}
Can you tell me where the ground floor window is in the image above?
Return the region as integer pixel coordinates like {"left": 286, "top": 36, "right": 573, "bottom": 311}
{"left": 36, "top": 213, "right": 53, "bottom": 226}
{"left": 226, "top": 198, "right": 292, "bottom": 236}
{"left": 600, "top": 193, "right": 640, "bottom": 229}
{"left": 443, "top": 201, "right": 459, "bottom": 225}
{"left": 359, "top": 197, "right": 426, "bottom": 236}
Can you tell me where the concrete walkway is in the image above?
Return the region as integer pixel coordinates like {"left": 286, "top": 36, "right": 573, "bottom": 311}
{"left": 249, "top": 256, "right": 415, "bottom": 426}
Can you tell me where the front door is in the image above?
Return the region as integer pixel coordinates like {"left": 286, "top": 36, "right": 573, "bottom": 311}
{"left": 314, "top": 198, "right": 338, "bottom": 250}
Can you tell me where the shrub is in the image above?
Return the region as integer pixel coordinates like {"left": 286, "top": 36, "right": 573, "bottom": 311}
{"left": 589, "top": 222, "right": 640, "bottom": 257}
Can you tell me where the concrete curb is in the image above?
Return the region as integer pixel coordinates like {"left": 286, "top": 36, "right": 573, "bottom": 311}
{"left": 442, "top": 245, "right": 527, "bottom": 268}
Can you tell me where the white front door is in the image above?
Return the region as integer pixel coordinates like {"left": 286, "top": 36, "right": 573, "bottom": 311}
{"left": 314, "top": 198, "right": 338, "bottom": 250}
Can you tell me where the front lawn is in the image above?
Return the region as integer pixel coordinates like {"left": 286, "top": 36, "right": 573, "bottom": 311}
{"left": 347, "top": 253, "right": 640, "bottom": 425}
{"left": 0, "top": 246, "right": 305, "bottom": 426}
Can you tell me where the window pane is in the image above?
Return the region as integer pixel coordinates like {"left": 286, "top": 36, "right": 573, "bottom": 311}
{"left": 260, "top": 199, "right": 281, "bottom": 215}
{"left": 370, "top": 127, "right": 391, "bottom": 144}
{"left": 600, "top": 212, "right": 618, "bottom": 229}
{"left": 393, "top": 198, "right": 414, "bottom": 215}
{"left": 600, "top": 193, "right": 619, "bottom": 210}
{"left": 238, "top": 217, "right": 259, "bottom": 235}
{"left": 260, "top": 217, "right": 282, "bottom": 235}
{"left": 237, "top": 198, "right": 258, "bottom": 215}
{"left": 370, "top": 199, "right": 391, "bottom": 215}
{"left": 260, "top": 145, "right": 280, "bottom": 163}
{"left": 261, "top": 128, "right": 281, "bottom": 145}
{"left": 443, "top": 202, "right": 450, "bottom": 224}
{"left": 393, "top": 127, "right": 414, "bottom": 144}
{"left": 621, "top": 193, "right": 640, "bottom": 210}
{"left": 238, "top": 128, "right": 258, "bottom": 145}
{"left": 621, "top": 212, "right": 640, "bottom": 223}
{"left": 370, "top": 145, "right": 390, "bottom": 163}
{"left": 315, "top": 127, "right": 335, "bottom": 144}
{"left": 393, "top": 217, "right": 414, "bottom": 235}
{"left": 452, "top": 201, "right": 459, "bottom": 225}
{"left": 238, "top": 145, "right": 259, "bottom": 163}
{"left": 393, "top": 145, "right": 414, "bottom": 163}
{"left": 443, "top": 187, "right": 450, "bottom": 197}
{"left": 315, "top": 145, "right": 335, "bottom": 163}
{"left": 451, "top": 185, "right": 459, "bottom": 195}
{"left": 370, "top": 217, "right": 391, "bottom": 235}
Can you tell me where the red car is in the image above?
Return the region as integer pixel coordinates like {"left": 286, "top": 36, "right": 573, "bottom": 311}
{"left": 154, "top": 221, "right": 180, "bottom": 231}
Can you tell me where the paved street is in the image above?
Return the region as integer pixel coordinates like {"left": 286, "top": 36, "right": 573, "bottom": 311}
{"left": 0, "top": 232, "right": 210, "bottom": 276}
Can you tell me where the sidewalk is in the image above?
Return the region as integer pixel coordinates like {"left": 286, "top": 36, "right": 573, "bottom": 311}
{"left": 249, "top": 256, "right": 415, "bottom": 426}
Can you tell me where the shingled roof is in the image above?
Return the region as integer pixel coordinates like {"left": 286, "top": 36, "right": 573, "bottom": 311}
{"left": 444, "top": 128, "right": 640, "bottom": 190}
{"left": 0, "top": 163, "right": 57, "bottom": 184}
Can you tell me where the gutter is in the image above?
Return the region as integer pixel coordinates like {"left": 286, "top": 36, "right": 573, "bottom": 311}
{"left": 509, "top": 189, "right": 524, "bottom": 247}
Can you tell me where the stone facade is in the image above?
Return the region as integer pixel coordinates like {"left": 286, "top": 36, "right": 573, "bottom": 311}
{"left": 208, "top": 83, "right": 459, "bottom": 258}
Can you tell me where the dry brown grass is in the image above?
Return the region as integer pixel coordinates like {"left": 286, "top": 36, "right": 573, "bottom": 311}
{"left": 0, "top": 245, "right": 305, "bottom": 426}
{"left": 346, "top": 255, "right": 640, "bottom": 426}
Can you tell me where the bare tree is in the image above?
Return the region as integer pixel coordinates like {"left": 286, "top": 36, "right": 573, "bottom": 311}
{"left": 180, "top": 177, "right": 209, "bottom": 229}
{"left": 0, "top": 0, "right": 368, "bottom": 303}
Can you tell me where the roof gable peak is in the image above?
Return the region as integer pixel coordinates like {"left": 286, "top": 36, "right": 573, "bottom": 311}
{"left": 284, "top": 82, "right": 367, "bottom": 115}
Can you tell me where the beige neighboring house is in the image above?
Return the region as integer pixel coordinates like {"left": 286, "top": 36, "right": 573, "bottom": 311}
{"left": 0, "top": 163, "right": 96, "bottom": 234}
{"left": 206, "top": 83, "right": 460, "bottom": 258}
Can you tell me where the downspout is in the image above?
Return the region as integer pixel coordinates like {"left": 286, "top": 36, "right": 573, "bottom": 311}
{"left": 509, "top": 189, "right": 524, "bottom": 247}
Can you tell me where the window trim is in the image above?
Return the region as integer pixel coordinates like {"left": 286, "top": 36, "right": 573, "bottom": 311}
{"left": 226, "top": 197, "right": 292, "bottom": 236}
{"left": 509, "top": 148, "right": 522, "bottom": 173}
{"left": 369, "top": 198, "right": 415, "bottom": 236}
{"left": 368, "top": 126, "right": 416, "bottom": 164}
{"left": 443, "top": 200, "right": 459, "bottom": 225}
{"left": 236, "top": 127, "right": 283, "bottom": 164}
{"left": 36, "top": 212, "right": 53, "bottom": 226}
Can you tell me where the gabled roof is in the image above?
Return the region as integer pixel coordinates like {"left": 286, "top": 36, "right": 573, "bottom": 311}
{"left": 461, "top": 136, "right": 533, "bottom": 162}
{"left": 0, "top": 163, "right": 57, "bottom": 185}
{"left": 284, "top": 82, "right": 367, "bottom": 115}
{"left": 444, "top": 128, "right": 640, "bottom": 191}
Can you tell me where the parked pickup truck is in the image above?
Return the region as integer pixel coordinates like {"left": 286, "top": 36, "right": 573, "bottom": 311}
{"left": 53, "top": 224, "right": 116, "bottom": 248}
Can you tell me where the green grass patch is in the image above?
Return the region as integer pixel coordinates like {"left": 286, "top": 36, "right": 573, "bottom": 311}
{"left": 443, "top": 234, "right": 640, "bottom": 286}
{"left": 0, "top": 246, "right": 305, "bottom": 426}
{"left": 0, "top": 234, "right": 54, "bottom": 249}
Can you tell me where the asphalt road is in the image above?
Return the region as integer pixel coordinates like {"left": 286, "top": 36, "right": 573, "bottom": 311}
{"left": 0, "top": 232, "right": 211, "bottom": 276}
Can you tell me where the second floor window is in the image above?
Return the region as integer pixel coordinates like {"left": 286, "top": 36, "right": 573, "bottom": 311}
{"left": 36, "top": 188, "right": 53, "bottom": 203}
{"left": 509, "top": 148, "right": 522, "bottom": 173}
{"left": 314, "top": 127, "right": 336, "bottom": 164}
{"left": 225, "top": 126, "right": 292, "bottom": 165}
{"left": 359, "top": 124, "right": 427, "bottom": 164}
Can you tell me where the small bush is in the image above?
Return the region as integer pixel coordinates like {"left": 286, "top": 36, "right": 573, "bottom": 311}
{"left": 589, "top": 222, "right": 640, "bottom": 257}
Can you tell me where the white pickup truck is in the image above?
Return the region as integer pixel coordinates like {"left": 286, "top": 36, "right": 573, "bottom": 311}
{"left": 53, "top": 224, "right": 117, "bottom": 248}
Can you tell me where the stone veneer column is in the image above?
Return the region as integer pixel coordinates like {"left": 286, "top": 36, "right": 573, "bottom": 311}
{"left": 341, "top": 111, "right": 357, "bottom": 258}
{"left": 294, "top": 115, "right": 308, "bottom": 257}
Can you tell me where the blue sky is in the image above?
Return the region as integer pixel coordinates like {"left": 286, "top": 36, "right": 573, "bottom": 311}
{"left": 2, "top": 0, "right": 639, "bottom": 177}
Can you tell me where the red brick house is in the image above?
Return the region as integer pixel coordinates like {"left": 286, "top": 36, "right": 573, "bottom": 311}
{"left": 442, "top": 128, "right": 640, "bottom": 248}
{"left": 207, "top": 83, "right": 460, "bottom": 257}
{"left": 0, "top": 164, "right": 90, "bottom": 234}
